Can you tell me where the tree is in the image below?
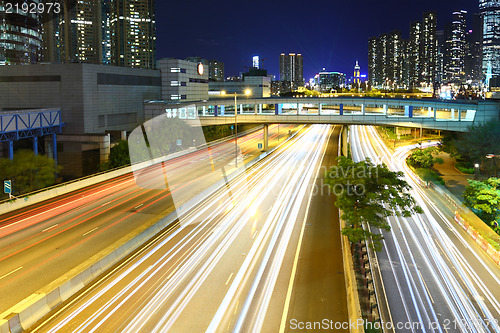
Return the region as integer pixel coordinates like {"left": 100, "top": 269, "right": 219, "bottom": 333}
{"left": 440, "top": 121, "right": 500, "bottom": 164}
{"left": 463, "top": 178, "right": 500, "bottom": 233}
{"left": 101, "top": 140, "right": 131, "bottom": 170}
{"left": 407, "top": 147, "right": 443, "bottom": 170}
{"left": 326, "top": 156, "right": 422, "bottom": 250}
{"left": 0, "top": 150, "right": 60, "bottom": 197}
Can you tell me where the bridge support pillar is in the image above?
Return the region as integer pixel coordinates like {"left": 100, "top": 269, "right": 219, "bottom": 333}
{"left": 259, "top": 104, "right": 262, "bottom": 114}
{"left": 202, "top": 106, "right": 206, "bottom": 116}
{"left": 383, "top": 105, "right": 388, "bottom": 115}
{"left": 52, "top": 134, "right": 58, "bottom": 166}
{"left": 220, "top": 105, "right": 225, "bottom": 115}
{"left": 214, "top": 105, "right": 218, "bottom": 117}
{"left": 33, "top": 136, "right": 38, "bottom": 156}
{"left": 428, "top": 107, "right": 432, "bottom": 117}
{"left": 458, "top": 109, "right": 462, "bottom": 121}
{"left": 433, "top": 108, "right": 437, "bottom": 119}
{"left": 8, "top": 140, "right": 14, "bottom": 160}
{"left": 339, "top": 104, "right": 344, "bottom": 115}
{"left": 361, "top": 104, "right": 365, "bottom": 115}
{"left": 451, "top": 109, "right": 455, "bottom": 120}
{"left": 263, "top": 124, "right": 269, "bottom": 151}
{"left": 318, "top": 103, "right": 322, "bottom": 115}
{"left": 274, "top": 104, "right": 282, "bottom": 115}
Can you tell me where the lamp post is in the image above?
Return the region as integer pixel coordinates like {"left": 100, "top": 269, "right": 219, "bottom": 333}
{"left": 474, "top": 163, "right": 480, "bottom": 180}
{"left": 232, "top": 89, "right": 251, "bottom": 168}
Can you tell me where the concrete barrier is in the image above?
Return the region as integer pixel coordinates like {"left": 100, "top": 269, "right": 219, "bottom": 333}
{"left": 340, "top": 216, "right": 364, "bottom": 333}
{"left": 338, "top": 128, "right": 364, "bottom": 333}
{"left": 0, "top": 128, "right": 302, "bottom": 332}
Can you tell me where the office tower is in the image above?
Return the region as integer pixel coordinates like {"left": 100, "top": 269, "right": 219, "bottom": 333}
{"left": 0, "top": 0, "right": 42, "bottom": 64}
{"left": 209, "top": 59, "right": 224, "bottom": 82}
{"left": 110, "top": 0, "right": 156, "bottom": 69}
{"left": 480, "top": 0, "right": 500, "bottom": 78}
{"left": 354, "top": 61, "right": 361, "bottom": 85}
{"left": 279, "top": 53, "right": 304, "bottom": 91}
{"left": 421, "top": 12, "right": 438, "bottom": 86}
{"left": 445, "top": 10, "right": 468, "bottom": 83}
{"left": 408, "top": 21, "right": 422, "bottom": 88}
{"left": 378, "top": 34, "right": 388, "bottom": 87}
{"left": 465, "top": 13, "right": 483, "bottom": 83}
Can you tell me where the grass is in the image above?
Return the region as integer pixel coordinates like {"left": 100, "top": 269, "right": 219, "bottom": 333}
{"left": 455, "top": 162, "right": 474, "bottom": 174}
{"left": 410, "top": 166, "right": 446, "bottom": 186}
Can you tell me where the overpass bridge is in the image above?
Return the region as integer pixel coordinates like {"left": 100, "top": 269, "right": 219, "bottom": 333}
{"left": 143, "top": 97, "right": 500, "bottom": 151}
{"left": 146, "top": 96, "right": 500, "bottom": 133}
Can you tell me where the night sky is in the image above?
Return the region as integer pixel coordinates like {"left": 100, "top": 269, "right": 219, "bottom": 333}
{"left": 156, "top": 0, "right": 479, "bottom": 80}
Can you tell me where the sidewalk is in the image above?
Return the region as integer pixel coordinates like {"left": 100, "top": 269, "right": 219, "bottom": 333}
{"left": 432, "top": 152, "right": 474, "bottom": 199}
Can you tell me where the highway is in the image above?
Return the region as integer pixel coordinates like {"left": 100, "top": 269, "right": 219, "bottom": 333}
{"left": 351, "top": 125, "right": 500, "bottom": 333}
{"left": 0, "top": 124, "right": 296, "bottom": 314}
{"left": 28, "top": 124, "right": 333, "bottom": 332}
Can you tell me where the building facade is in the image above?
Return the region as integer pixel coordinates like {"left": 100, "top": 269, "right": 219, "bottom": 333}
{"left": 0, "top": 63, "right": 161, "bottom": 176}
{"left": 314, "top": 71, "right": 346, "bottom": 92}
{"left": 209, "top": 59, "right": 224, "bottom": 82}
{"left": 0, "top": 0, "right": 42, "bottom": 64}
{"left": 158, "top": 58, "right": 209, "bottom": 102}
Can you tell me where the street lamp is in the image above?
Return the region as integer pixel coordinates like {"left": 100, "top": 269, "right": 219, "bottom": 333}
{"left": 234, "top": 89, "right": 251, "bottom": 167}
{"left": 474, "top": 163, "right": 480, "bottom": 180}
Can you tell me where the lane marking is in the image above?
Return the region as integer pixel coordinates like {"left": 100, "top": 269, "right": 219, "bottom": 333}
{"left": 225, "top": 273, "right": 234, "bottom": 286}
{"left": 0, "top": 266, "right": 23, "bottom": 280}
{"left": 82, "top": 227, "right": 99, "bottom": 237}
{"left": 417, "top": 269, "right": 434, "bottom": 304}
{"left": 166, "top": 265, "right": 179, "bottom": 280}
{"left": 279, "top": 125, "right": 334, "bottom": 333}
{"left": 42, "top": 224, "right": 59, "bottom": 232}
{"left": 100, "top": 201, "right": 111, "bottom": 207}
{"left": 134, "top": 203, "right": 144, "bottom": 210}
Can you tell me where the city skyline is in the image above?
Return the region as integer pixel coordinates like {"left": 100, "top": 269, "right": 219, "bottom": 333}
{"left": 156, "top": 0, "right": 478, "bottom": 80}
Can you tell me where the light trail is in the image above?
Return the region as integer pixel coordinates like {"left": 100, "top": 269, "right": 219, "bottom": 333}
{"left": 351, "top": 125, "right": 500, "bottom": 333}
{"left": 32, "top": 125, "right": 333, "bottom": 332}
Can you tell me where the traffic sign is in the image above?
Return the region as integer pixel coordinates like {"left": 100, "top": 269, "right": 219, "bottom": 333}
{"left": 4, "top": 180, "right": 11, "bottom": 194}
{"left": 258, "top": 143, "right": 263, "bottom": 149}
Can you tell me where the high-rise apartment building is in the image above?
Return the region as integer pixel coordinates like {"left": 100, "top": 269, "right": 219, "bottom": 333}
{"left": 368, "top": 12, "right": 437, "bottom": 89}
{"left": 0, "top": 0, "right": 42, "bottom": 64}
{"left": 421, "top": 12, "right": 438, "bottom": 86}
{"left": 408, "top": 21, "right": 422, "bottom": 88}
{"left": 480, "top": 0, "right": 500, "bottom": 78}
{"left": 387, "top": 30, "right": 403, "bottom": 87}
{"left": 110, "top": 0, "right": 156, "bottom": 69}
{"left": 41, "top": 0, "right": 155, "bottom": 69}
{"left": 279, "top": 53, "right": 303, "bottom": 92}
{"left": 368, "top": 37, "right": 378, "bottom": 87}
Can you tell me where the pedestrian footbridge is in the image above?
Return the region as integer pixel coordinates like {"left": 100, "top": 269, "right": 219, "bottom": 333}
{"left": 145, "top": 97, "right": 500, "bottom": 132}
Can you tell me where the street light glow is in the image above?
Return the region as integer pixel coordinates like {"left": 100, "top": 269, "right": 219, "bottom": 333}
{"left": 245, "top": 89, "right": 251, "bottom": 96}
